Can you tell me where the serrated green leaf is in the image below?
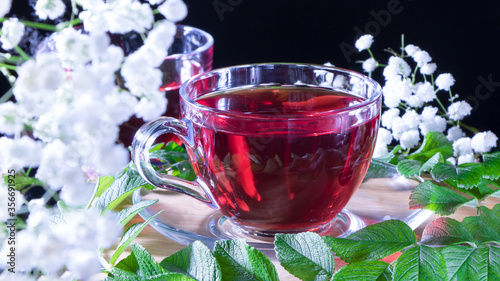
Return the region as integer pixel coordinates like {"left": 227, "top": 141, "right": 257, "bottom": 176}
{"left": 397, "top": 159, "right": 422, "bottom": 178}
{"left": 213, "top": 239, "right": 278, "bottom": 281}
{"left": 106, "top": 272, "right": 195, "bottom": 281}
{"left": 95, "top": 176, "right": 115, "bottom": 198}
{"left": 324, "top": 220, "right": 416, "bottom": 264}
{"left": 160, "top": 241, "right": 221, "bottom": 281}
{"left": 430, "top": 162, "right": 457, "bottom": 182}
{"left": 331, "top": 260, "right": 391, "bottom": 281}
{"left": 441, "top": 245, "right": 478, "bottom": 280}
{"left": 374, "top": 145, "right": 402, "bottom": 164}
{"left": 393, "top": 245, "right": 447, "bottom": 281}
{"left": 488, "top": 245, "right": 500, "bottom": 279}
{"left": 407, "top": 132, "right": 453, "bottom": 162}
{"left": 116, "top": 199, "right": 158, "bottom": 227}
{"left": 409, "top": 181, "right": 471, "bottom": 215}
{"left": 483, "top": 151, "right": 500, "bottom": 180}
{"left": 130, "top": 243, "right": 166, "bottom": 278}
{"left": 456, "top": 163, "right": 485, "bottom": 189}
{"left": 364, "top": 159, "right": 399, "bottom": 180}
{"left": 274, "top": 232, "right": 334, "bottom": 281}
{"left": 115, "top": 250, "right": 140, "bottom": 274}
{"left": 478, "top": 206, "right": 500, "bottom": 235}
{"left": 110, "top": 211, "right": 162, "bottom": 266}
{"left": 461, "top": 179, "right": 500, "bottom": 202}
{"left": 462, "top": 216, "right": 500, "bottom": 244}
{"left": 419, "top": 152, "right": 444, "bottom": 174}
{"left": 420, "top": 217, "right": 474, "bottom": 246}
{"left": 92, "top": 168, "right": 150, "bottom": 213}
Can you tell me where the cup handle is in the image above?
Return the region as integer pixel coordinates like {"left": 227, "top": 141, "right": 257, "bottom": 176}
{"left": 131, "top": 117, "right": 219, "bottom": 209}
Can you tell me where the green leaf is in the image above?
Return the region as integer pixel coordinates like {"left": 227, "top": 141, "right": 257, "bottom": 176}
{"left": 130, "top": 243, "right": 166, "bottom": 278}
{"left": 462, "top": 216, "right": 500, "bottom": 244}
{"left": 92, "top": 168, "right": 150, "bottom": 213}
{"left": 409, "top": 181, "right": 471, "bottom": 215}
{"left": 419, "top": 152, "right": 444, "bottom": 174}
{"left": 115, "top": 250, "right": 140, "bottom": 273}
{"left": 483, "top": 151, "right": 500, "bottom": 180}
{"left": 4, "top": 172, "right": 45, "bottom": 190}
{"left": 324, "top": 220, "right": 416, "bottom": 264}
{"left": 397, "top": 159, "right": 422, "bottom": 178}
{"left": 373, "top": 145, "right": 402, "bottom": 164}
{"left": 459, "top": 178, "right": 500, "bottom": 202}
{"left": 407, "top": 132, "right": 453, "bottom": 162}
{"left": 478, "top": 206, "right": 500, "bottom": 234}
{"left": 393, "top": 245, "right": 447, "bottom": 281}
{"left": 213, "top": 239, "right": 278, "bottom": 281}
{"left": 110, "top": 211, "right": 162, "bottom": 266}
{"left": 440, "top": 245, "right": 478, "bottom": 281}
{"left": 160, "top": 241, "right": 221, "bottom": 281}
{"left": 150, "top": 142, "right": 196, "bottom": 181}
{"left": 420, "top": 217, "right": 474, "bottom": 246}
{"left": 487, "top": 245, "right": 500, "bottom": 280}
{"left": 95, "top": 176, "right": 115, "bottom": 199}
{"left": 364, "top": 159, "right": 400, "bottom": 180}
{"left": 274, "top": 232, "right": 335, "bottom": 281}
{"left": 116, "top": 199, "right": 158, "bottom": 227}
{"left": 456, "top": 162, "right": 485, "bottom": 189}
{"left": 430, "top": 162, "right": 457, "bottom": 182}
{"left": 331, "top": 261, "right": 391, "bottom": 281}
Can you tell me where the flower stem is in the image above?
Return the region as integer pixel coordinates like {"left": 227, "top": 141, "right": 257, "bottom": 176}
{"left": 434, "top": 94, "right": 448, "bottom": 115}
{"left": 459, "top": 122, "right": 479, "bottom": 134}
{"left": 14, "top": 46, "right": 29, "bottom": 61}
{"left": 17, "top": 19, "right": 58, "bottom": 31}
{"left": 0, "top": 62, "right": 18, "bottom": 71}
{"left": 0, "top": 88, "right": 14, "bottom": 103}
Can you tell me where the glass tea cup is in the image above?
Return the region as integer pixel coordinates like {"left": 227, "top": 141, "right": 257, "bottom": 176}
{"left": 132, "top": 63, "right": 382, "bottom": 236}
{"left": 119, "top": 24, "right": 214, "bottom": 147}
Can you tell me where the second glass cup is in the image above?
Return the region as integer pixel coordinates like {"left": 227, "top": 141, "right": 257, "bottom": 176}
{"left": 132, "top": 63, "right": 382, "bottom": 236}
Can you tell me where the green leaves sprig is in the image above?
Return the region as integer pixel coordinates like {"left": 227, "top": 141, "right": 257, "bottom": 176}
{"left": 105, "top": 207, "right": 500, "bottom": 281}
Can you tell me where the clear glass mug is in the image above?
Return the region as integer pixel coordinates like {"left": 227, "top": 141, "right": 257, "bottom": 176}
{"left": 118, "top": 25, "right": 214, "bottom": 147}
{"left": 132, "top": 63, "right": 382, "bottom": 236}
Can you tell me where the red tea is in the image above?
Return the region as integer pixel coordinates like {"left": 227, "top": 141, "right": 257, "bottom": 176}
{"left": 191, "top": 87, "right": 379, "bottom": 233}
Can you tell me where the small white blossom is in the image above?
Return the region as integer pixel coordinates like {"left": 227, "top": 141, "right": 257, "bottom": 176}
{"left": 471, "top": 131, "right": 498, "bottom": 153}
{"left": 0, "top": 0, "right": 12, "bottom": 18}
{"left": 383, "top": 56, "right": 411, "bottom": 80}
{"left": 381, "top": 108, "right": 400, "bottom": 129}
{"left": 453, "top": 137, "right": 473, "bottom": 156}
{"left": 382, "top": 77, "right": 412, "bottom": 108}
{"left": 134, "top": 91, "right": 168, "bottom": 121}
{"left": 0, "top": 137, "right": 43, "bottom": 173}
{"left": 377, "top": 127, "right": 393, "bottom": 145}
{"left": 400, "top": 130, "right": 420, "bottom": 150}
{"left": 447, "top": 157, "right": 457, "bottom": 166}
{"left": 0, "top": 101, "right": 26, "bottom": 135}
{"left": 447, "top": 101, "right": 472, "bottom": 121}
{"left": 362, "top": 57, "right": 378, "bottom": 73}
{"left": 420, "top": 63, "right": 437, "bottom": 75}
{"left": 402, "top": 110, "right": 421, "bottom": 130}
{"left": 447, "top": 126, "right": 465, "bottom": 142}
{"left": 158, "top": 0, "right": 188, "bottom": 22}
{"left": 435, "top": 73, "right": 455, "bottom": 91}
{"left": 419, "top": 115, "right": 447, "bottom": 136}
{"left": 457, "top": 154, "right": 475, "bottom": 165}
{"left": 35, "top": 0, "right": 66, "bottom": 20}
{"left": 53, "top": 28, "right": 92, "bottom": 69}
{"left": 391, "top": 117, "right": 408, "bottom": 140}
{"left": 355, "top": 34, "right": 374, "bottom": 51}
{"left": 404, "top": 44, "right": 420, "bottom": 57}
{"left": 412, "top": 50, "right": 432, "bottom": 67}
{"left": 0, "top": 18, "right": 25, "bottom": 50}
{"left": 421, "top": 106, "right": 439, "bottom": 121}
{"left": 373, "top": 141, "right": 389, "bottom": 158}
{"left": 405, "top": 94, "right": 425, "bottom": 108}
{"left": 415, "top": 81, "right": 436, "bottom": 102}
{"left": 148, "top": 0, "right": 165, "bottom": 4}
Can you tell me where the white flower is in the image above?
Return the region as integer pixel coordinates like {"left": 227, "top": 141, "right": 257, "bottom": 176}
{"left": 421, "top": 106, "right": 439, "bottom": 121}
{"left": 471, "top": 131, "right": 498, "bottom": 153}
{"left": 391, "top": 117, "right": 408, "bottom": 140}
{"left": 377, "top": 127, "right": 393, "bottom": 145}
{"left": 419, "top": 116, "right": 446, "bottom": 136}
{"left": 0, "top": 101, "right": 26, "bottom": 135}
{"left": 400, "top": 130, "right": 420, "bottom": 150}
{"left": 447, "top": 157, "right": 457, "bottom": 166}
{"left": 402, "top": 110, "right": 421, "bottom": 130}
{"left": 435, "top": 73, "right": 455, "bottom": 91}
{"left": 148, "top": 0, "right": 165, "bottom": 4}
{"left": 66, "top": 250, "right": 103, "bottom": 280}
{"left": 0, "top": 18, "right": 25, "bottom": 50}
{"left": 381, "top": 108, "right": 400, "bottom": 129}
{"left": 457, "top": 154, "right": 475, "bottom": 165}
{"left": 405, "top": 94, "right": 425, "bottom": 108}
{"left": 122, "top": 50, "right": 164, "bottom": 97}
{"left": 0, "top": 137, "right": 43, "bottom": 173}
{"left": 35, "top": 0, "right": 66, "bottom": 20}
{"left": 420, "top": 63, "right": 437, "bottom": 75}
{"left": 447, "top": 126, "right": 465, "bottom": 142}
{"left": 53, "top": 28, "right": 92, "bottom": 69}
{"left": 382, "top": 77, "right": 412, "bottom": 108}
{"left": 362, "top": 57, "right": 378, "bottom": 73}
{"left": 453, "top": 137, "right": 473, "bottom": 156}
{"left": 447, "top": 101, "right": 472, "bottom": 121}
{"left": 158, "top": 0, "right": 188, "bottom": 22}
{"left": 0, "top": 0, "right": 12, "bottom": 18}
{"left": 383, "top": 56, "right": 411, "bottom": 80}
{"left": 373, "top": 141, "right": 388, "bottom": 158}
{"left": 404, "top": 44, "right": 420, "bottom": 56}
{"left": 415, "top": 81, "right": 436, "bottom": 102}
{"left": 412, "top": 50, "right": 432, "bottom": 67}
{"left": 134, "top": 91, "right": 168, "bottom": 121}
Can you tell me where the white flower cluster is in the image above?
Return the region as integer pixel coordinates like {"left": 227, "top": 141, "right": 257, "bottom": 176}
{"left": 356, "top": 35, "right": 498, "bottom": 163}
{"left": 0, "top": 0, "right": 187, "bottom": 205}
{"left": 0, "top": 200, "right": 122, "bottom": 279}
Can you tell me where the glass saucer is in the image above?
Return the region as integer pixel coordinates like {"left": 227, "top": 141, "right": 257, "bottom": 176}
{"left": 132, "top": 159, "right": 432, "bottom": 255}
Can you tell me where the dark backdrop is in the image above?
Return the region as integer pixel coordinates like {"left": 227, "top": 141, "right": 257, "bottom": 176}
{"left": 2, "top": 0, "right": 499, "bottom": 137}
{"left": 181, "top": 0, "right": 500, "bottom": 137}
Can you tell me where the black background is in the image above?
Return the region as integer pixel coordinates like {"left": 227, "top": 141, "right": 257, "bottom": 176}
{"left": 3, "top": 0, "right": 500, "bottom": 138}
